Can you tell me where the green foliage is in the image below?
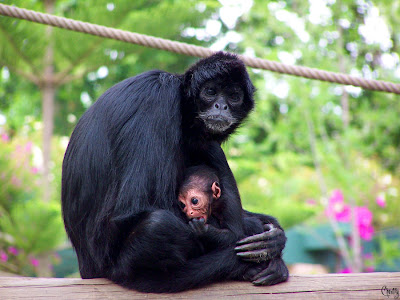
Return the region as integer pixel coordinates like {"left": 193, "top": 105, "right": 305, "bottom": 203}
{"left": 0, "top": 0, "right": 221, "bottom": 135}
{"left": 373, "top": 235, "right": 400, "bottom": 268}
{"left": 225, "top": 149, "right": 319, "bottom": 228}
{"left": 0, "top": 201, "right": 65, "bottom": 255}
{"left": 222, "top": 0, "right": 400, "bottom": 232}
{"left": 0, "top": 71, "right": 41, "bottom": 135}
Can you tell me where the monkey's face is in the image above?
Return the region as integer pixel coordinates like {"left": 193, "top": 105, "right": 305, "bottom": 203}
{"left": 178, "top": 181, "right": 221, "bottom": 222}
{"left": 178, "top": 188, "right": 211, "bottom": 222}
{"left": 197, "top": 78, "right": 246, "bottom": 135}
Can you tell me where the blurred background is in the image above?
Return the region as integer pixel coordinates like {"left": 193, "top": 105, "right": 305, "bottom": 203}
{"left": 0, "top": 0, "right": 399, "bottom": 278}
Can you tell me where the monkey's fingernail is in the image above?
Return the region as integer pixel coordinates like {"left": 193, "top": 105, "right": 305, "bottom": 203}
{"left": 234, "top": 245, "right": 246, "bottom": 252}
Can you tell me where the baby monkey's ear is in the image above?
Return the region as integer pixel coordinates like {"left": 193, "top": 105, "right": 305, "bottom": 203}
{"left": 212, "top": 182, "right": 221, "bottom": 199}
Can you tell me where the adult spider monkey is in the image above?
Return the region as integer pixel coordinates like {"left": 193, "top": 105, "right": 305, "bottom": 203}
{"left": 62, "top": 52, "right": 288, "bottom": 293}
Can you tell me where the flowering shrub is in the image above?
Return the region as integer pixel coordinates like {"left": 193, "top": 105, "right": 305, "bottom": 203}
{"left": 0, "top": 134, "right": 41, "bottom": 211}
{"left": 325, "top": 189, "right": 375, "bottom": 241}
{"left": 324, "top": 188, "right": 400, "bottom": 273}
{"left": 325, "top": 190, "right": 351, "bottom": 223}
{"left": 0, "top": 133, "right": 65, "bottom": 276}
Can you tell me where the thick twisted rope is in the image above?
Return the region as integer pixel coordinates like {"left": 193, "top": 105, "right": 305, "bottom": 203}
{"left": 1, "top": 3, "right": 400, "bottom": 94}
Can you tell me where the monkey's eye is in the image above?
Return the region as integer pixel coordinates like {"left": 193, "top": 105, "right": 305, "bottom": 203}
{"left": 191, "top": 198, "right": 199, "bottom": 205}
{"left": 205, "top": 88, "right": 216, "bottom": 96}
{"left": 230, "top": 93, "right": 240, "bottom": 99}
{"left": 178, "top": 201, "right": 186, "bottom": 209}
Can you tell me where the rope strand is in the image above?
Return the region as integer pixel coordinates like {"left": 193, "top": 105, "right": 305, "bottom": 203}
{"left": 0, "top": 3, "right": 399, "bottom": 94}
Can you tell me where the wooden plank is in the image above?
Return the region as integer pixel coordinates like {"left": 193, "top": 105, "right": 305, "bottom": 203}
{"left": 0, "top": 272, "right": 399, "bottom": 299}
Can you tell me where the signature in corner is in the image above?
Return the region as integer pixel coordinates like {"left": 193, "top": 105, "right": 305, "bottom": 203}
{"left": 382, "top": 286, "right": 399, "bottom": 299}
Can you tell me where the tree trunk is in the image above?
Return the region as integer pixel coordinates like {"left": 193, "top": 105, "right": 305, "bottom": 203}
{"left": 41, "top": 0, "right": 55, "bottom": 204}
{"left": 41, "top": 80, "right": 55, "bottom": 204}
{"left": 37, "top": 0, "right": 56, "bottom": 278}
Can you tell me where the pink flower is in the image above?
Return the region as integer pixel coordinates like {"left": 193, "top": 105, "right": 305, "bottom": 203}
{"left": 8, "top": 247, "right": 19, "bottom": 256}
{"left": 359, "top": 224, "right": 374, "bottom": 241}
{"left": 30, "top": 257, "right": 39, "bottom": 267}
{"left": 0, "top": 251, "right": 8, "bottom": 262}
{"left": 325, "top": 189, "right": 351, "bottom": 222}
{"left": 340, "top": 267, "right": 352, "bottom": 273}
{"left": 355, "top": 206, "right": 374, "bottom": 241}
{"left": 376, "top": 196, "right": 386, "bottom": 208}
{"left": 331, "top": 189, "right": 344, "bottom": 202}
{"left": 335, "top": 205, "right": 351, "bottom": 222}
{"left": 31, "top": 167, "right": 39, "bottom": 174}
{"left": 356, "top": 206, "right": 373, "bottom": 226}
{"left": 1, "top": 133, "right": 9, "bottom": 142}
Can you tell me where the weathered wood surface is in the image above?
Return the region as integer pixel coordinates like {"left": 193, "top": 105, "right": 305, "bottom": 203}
{"left": 0, "top": 272, "right": 399, "bottom": 299}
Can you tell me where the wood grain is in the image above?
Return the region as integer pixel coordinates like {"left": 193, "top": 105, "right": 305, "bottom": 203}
{"left": 1, "top": 272, "right": 399, "bottom": 299}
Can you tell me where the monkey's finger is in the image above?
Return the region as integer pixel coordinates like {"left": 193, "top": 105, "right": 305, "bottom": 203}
{"left": 234, "top": 241, "right": 269, "bottom": 252}
{"left": 236, "top": 242, "right": 286, "bottom": 262}
{"left": 236, "top": 228, "right": 281, "bottom": 245}
{"left": 189, "top": 219, "right": 208, "bottom": 234}
{"left": 189, "top": 220, "right": 201, "bottom": 231}
{"left": 252, "top": 267, "right": 273, "bottom": 283}
{"left": 189, "top": 221, "right": 197, "bottom": 232}
{"left": 252, "top": 267, "right": 288, "bottom": 286}
{"left": 236, "top": 236, "right": 286, "bottom": 252}
{"left": 253, "top": 274, "right": 278, "bottom": 286}
{"left": 236, "top": 249, "right": 270, "bottom": 262}
{"left": 235, "top": 243, "right": 285, "bottom": 257}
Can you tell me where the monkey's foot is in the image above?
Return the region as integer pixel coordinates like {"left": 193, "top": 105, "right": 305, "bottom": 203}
{"left": 252, "top": 258, "right": 289, "bottom": 285}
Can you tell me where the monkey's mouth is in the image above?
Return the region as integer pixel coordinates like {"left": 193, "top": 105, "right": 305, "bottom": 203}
{"left": 203, "top": 115, "right": 234, "bottom": 133}
{"left": 192, "top": 216, "right": 207, "bottom": 222}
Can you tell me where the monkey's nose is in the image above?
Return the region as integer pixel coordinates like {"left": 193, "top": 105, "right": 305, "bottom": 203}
{"left": 214, "top": 103, "right": 228, "bottom": 110}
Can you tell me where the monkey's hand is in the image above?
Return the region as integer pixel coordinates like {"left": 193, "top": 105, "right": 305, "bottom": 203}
{"left": 189, "top": 218, "right": 209, "bottom": 236}
{"left": 235, "top": 224, "right": 286, "bottom": 262}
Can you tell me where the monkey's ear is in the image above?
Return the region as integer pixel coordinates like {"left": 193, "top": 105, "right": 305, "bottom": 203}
{"left": 212, "top": 182, "right": 221, "bottom": 199}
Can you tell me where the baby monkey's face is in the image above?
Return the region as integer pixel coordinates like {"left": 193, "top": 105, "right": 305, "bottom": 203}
{"left": 179, "top": 188, "right": 210, "bottom": 222}
{"left": 179, "top": 181, "right": 221, "bottom": 222}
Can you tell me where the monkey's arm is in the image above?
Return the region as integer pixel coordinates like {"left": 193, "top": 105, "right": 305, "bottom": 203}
{"left": 204, "top": 142, "right": 245, "bottom": 239}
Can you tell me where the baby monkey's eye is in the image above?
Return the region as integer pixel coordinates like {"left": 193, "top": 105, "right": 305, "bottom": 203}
{"left": 191, "top": 198, "right": 199, "bottom": 205}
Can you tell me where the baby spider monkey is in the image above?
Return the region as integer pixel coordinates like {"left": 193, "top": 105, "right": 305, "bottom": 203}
{"left": 179, "top": 165, "right": 262, "bottom": 251}
{"left": 178, "top": 165, "right": 221, "bottom": 223}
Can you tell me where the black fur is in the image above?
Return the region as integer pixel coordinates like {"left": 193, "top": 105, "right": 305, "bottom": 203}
{"left": 62, "top": 52, "right": 288, "bottom": 293}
